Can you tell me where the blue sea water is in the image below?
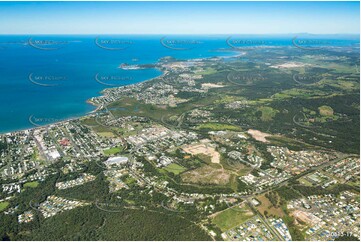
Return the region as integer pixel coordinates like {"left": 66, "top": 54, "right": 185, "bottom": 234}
{"left": 0, "top": 35, "right": 359, "bottom": 133}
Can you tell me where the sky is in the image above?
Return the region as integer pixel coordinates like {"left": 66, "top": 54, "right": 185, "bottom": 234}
{"left": 0, "top": 1, "right": 359, "bottom": 34}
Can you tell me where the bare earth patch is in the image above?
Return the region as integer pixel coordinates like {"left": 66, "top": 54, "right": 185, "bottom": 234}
{"left": 291, "top": 210, "right": 322, "bottom": 226}
{"left": 181, "top": 165, "right": 230, "bottom": 185}
{"left": 256, "top": 194, "right": 285, "bottom": 218}
{"left": 201, "top": 83, "right": 224, "bottom": 89}
{"left": 182, "top": 142, "right": 220, "bottom": 164}
{"left": 247, "top": 129, "right": 271, "bottom": 143}
{"left": 271, "top": 62, "right": 308, "bottom": 69}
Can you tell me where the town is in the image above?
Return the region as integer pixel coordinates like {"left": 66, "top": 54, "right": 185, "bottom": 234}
{"left": 0, "top": 53, "right": 359, "bottom": 241}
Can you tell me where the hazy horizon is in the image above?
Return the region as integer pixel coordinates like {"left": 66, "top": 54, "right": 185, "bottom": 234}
{"left": 0, "top": 1, "right": 359, "bottom": 34}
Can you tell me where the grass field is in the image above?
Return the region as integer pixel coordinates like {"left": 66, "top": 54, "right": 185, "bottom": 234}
{"left": 124, "top": 176, "right": 137, "bottom": 185}
{"left": 197, "top": 123, "right": 242, "bottom": 131}
{"left": 103, "top": 147, "right": 122, "bottom": 156}
{"left": 97, "top": 132, "right": 115, "bottom": 138}
{"left": 318, "top": 79, "right": 359, "bottom": 91}
{"left": 273, "top": 88, "right": 327, "bottom": 100}
{"left": 163, "top": 163, "right": 187, "bottom": 175}
{"left": 197, "top": 67, "right": 217, "bottom": 75}
{"left": 298, "top": 177, "right": 313, "bottom": 186}
{"left": 318, "top": 105, "right": 334, "bottom": 116}
{"left": 257, "top": 106, "right": 279, "bottom": 122}
{"left": 0, "top": 201, "right": 9, "bottom": 212}
{"left": 212, "top": 203, "right": 254, "bottom": 231}
{"left": 31, "top": 149, "right": 40, "bottom": 160}
{"left": 256, "top": 194, "right": 285, "bottom": 218}
{"left": 23, "top": 181, "right": 39, "bottom": 188}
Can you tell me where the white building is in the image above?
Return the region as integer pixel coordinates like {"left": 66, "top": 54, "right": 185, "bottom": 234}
{"left": 104, "top": 156, "right": 128, "bottom": 166}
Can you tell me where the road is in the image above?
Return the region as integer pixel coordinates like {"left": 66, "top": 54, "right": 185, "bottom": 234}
{"left": 238, "top": 153, "right": 357, "bottom": 200}
{"left": 246, "top": 199, "right": 284, "bottom": 241}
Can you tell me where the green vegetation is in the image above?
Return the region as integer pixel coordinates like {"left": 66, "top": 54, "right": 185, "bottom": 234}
{"left": 197, "top": 67, "right": 217, "bottom": 75}
{"left": 320, "top": 79, "right": 359, "bottom": 91}
{"left": 273, "top": 88, "right": 328, "bottom": 100}
{"left": 265, "top": 191, "right": 280, "bottom": 207}
{"left": 197, "top": 122, "right": 242, "bottom": 131}
{"left": 0, "top": 201, "right": 9, "bottom": 212}
{"left": 318, "top": 105, "right": 334, "bottom": 116}
{"left": 163, "top": 163, "right": 187, "bottom": 175}
{"left": 282, "top": 213, "right": 305, "bottom": 241}
{"left": 124, "top": 176, "right": 137, "bottom": 186}
{"left": 0, "top": 140, "right": 8, "bottom": 152}
{"left": 23, "top": 181, "right": 39, "bottom": 188}
{"left": 294, "top": 184, "right": 357, "bottom": 197}
{"left": 212, "top": 205, "right": 254, "bottom": 231}
{"left": 257, "top": 106, "right": 279, "bottom": 121}
{"left": 276, "top": 187, "right": 302, "bottom": 201}
{"left": 103, "top": 146, "right": 122, "bottom": 156}
{"left": 236, "top": 179, "right": 251, "bottom": 192}
{"left": 1, "top": 43, "right": 359, "bottom": 241}
{"left": 334, "top": 235, "right": 360, "bottom": 241}
{"left": 18, "top": 206, "right": 211, "bottom": 241}
{"left": 97, "top": 132, "right": 115, "bottom": 138}
{"left": 56, "top": 175, "right": 109, "bottom": 201}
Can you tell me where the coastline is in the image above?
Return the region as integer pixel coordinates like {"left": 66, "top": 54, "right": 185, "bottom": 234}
{"left": 0, "top": 50, "right": 239, "bottom": 135}
{"left": 84, "top": 50, "right": 243, "bottom": 111}
{"left": 0, "top": 67, "right": 165, "bottom": 135}
{"left": 86, "top": 67, "right": 166, "bottom": 110}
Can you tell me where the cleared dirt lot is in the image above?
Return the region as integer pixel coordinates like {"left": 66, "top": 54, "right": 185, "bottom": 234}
{"left": 181, "top": 165, "right": 230, "bottom": 185}
{"left": 256, "top": 194, "right": 285, "bottom": 218}
{"left": 182, "top": 143, "right": 220, "bottom": 164}
{"left": 247, "top": 129, "right": 271, "bottom": 143}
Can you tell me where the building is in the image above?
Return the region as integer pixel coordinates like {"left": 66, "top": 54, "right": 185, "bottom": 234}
{"left": 104, "top": 156, "right": 129, "bottom": 166}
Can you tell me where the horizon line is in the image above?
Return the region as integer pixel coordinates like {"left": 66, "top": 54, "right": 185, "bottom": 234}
{"left": 0, "top": 33, "right": 360, "bottom": 35}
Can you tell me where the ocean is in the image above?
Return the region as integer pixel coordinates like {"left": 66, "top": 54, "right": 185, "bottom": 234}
{"left": 0, "top": 35, "right": 359, "bottom": 133}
